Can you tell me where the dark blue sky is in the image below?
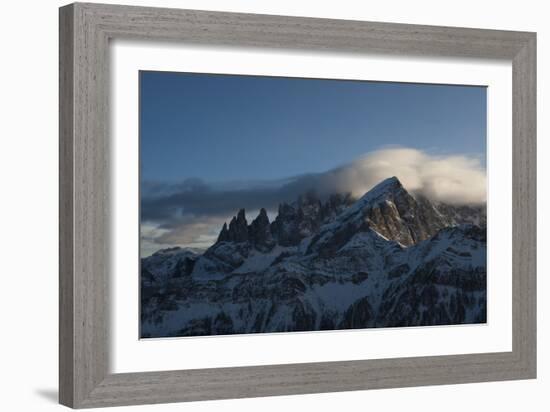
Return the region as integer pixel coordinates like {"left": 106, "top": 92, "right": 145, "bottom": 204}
{"left": 140, "top": 71, "right": 486, "bottom": 184}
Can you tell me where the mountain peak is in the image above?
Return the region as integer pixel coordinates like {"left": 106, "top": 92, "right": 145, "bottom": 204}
{"left": 306, "top": 175, "right": 458, "bottom": 252}
{"left": 249, "top": 208, "right": 274, "bottom": 251}
{"left": 217, "top": 209, "right": 250, "bottom": 243}
{"left": 348, "top": 175, "right": 457, "bottom": 246}
{"left": 356, "top": 176, "right": 404, "bottom": 205}
{"left": 366, "top": 176, "right": 403, "bottom": 197}
{"left": 236, "top": 208, "right": 247, "bottom": 223}
{"left": 338, "top": 176, "right": 405, "bottom": 220}
{"left": 385, "top": 175, "right": 401, "bottom": 185}
{"left": 217, "top": 222, "right": 229, "bottom": 242}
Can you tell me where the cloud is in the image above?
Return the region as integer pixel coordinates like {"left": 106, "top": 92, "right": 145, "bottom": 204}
{"left": 141, "top": 180, "right": 286, "bottom": 223}
{"left": 318, "top": 147, "right": 487, "bottom": 204}
{"left": 141, "top": 147, "right": 486, "bottom": 252}
{"left": 140, "top": 219, "right": 224, "bottom": 257}
{"left": 154, "top": 216, "right": 226, "bottom": 246}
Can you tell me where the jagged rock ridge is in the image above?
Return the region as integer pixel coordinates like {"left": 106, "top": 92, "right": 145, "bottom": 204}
{"left": 141, "top": 177, "right": 487, "bottom": 337}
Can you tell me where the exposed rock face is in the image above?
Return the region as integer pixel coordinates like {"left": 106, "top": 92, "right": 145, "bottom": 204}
{"left": 216, "top": 207, "right": 274, "bottom": 252}
{"left": 363, "top": 190, "right": 447, "bottom": 245}
{"left": 435, "top": 202, "right": 487, "bottom": 226}
{"left": 270, "top": 197, "right": 323, "bottom": 246}
{"left": 249, "top": 208, "right": 275, "bottom": 252}
{"left": 141, "top": 177, "right": 487, "bottom": 338}
{"left": 228, "top": 209, "right": 249, "bottom": 242}
{"left": 304, "top": 177, "right": 440, "bottom": 257}
{"left": 216, "top": 192, "right": 354, "bottom": 249}
{"left": 216, "top": 223, "right": 230, "bottom": 242}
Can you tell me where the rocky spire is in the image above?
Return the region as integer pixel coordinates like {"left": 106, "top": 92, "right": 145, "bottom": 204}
{"left": 226, "top": 208, "right": 249, "bottom": 243}
{"left": 216, "top": 222, "right": 229, "bottom": 243}
{"left": 249, "top": 208, "right": 274, "bottom": 251}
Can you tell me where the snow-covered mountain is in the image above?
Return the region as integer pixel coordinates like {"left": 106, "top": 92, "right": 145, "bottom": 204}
{"left": 141, "top": 177, "right": 486, "bottom": 337}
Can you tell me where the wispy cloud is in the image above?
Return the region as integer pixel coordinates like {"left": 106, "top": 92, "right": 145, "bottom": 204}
{"left": 324, "top": 147, "right": 486, "bottom": 204}
{"left": 141, "top": 147, "right": 486, "bottom": 254}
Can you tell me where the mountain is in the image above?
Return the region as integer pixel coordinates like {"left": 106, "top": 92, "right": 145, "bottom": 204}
{"left": 140, "top": 177, "right": 486, "bottom": 337}
{"left": 140, "top": 247, "right": 203, "bottom": 287}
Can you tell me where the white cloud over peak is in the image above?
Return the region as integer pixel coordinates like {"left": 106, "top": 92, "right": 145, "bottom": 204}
{"left": 319, "top": 147, "right": 486, "bottom": 204}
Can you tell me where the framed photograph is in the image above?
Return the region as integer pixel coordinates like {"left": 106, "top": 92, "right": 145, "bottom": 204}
{"left": 59, "top": 2, "right": 536, "bottom": 408}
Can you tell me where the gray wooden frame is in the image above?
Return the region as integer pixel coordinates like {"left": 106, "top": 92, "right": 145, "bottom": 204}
{"left": 59, "top": 2, "right": 536, "bottom": 409}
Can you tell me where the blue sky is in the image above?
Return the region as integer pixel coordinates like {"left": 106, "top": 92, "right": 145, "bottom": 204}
{"left": 139, "top": 71, "right": 487, "bottom": 255}
{"left": 140, "top": 71, "right": 486, "bottom": 183}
